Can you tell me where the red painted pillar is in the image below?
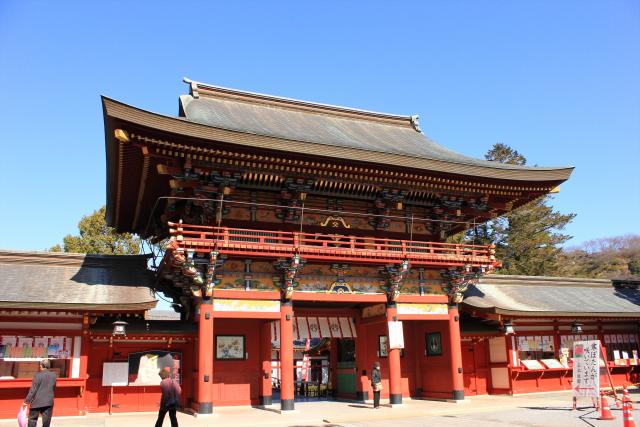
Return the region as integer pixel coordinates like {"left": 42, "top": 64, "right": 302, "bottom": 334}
{"left": 505, "top": 333, "right": 516, "bottom": 394}
{"left": 355, "top": 316, "right": 368, "bottom": 402}
{"left": 78, "top": 314, "right": 90, "bottom": 415}
{"left": 279, "top": 302, "right": 295, "bottom": 411}
{"left": 448, "top": 304, "right": 464, "bottom": 400}
{"left": 260, "top": 321, "right": 273, "bottom": 406}
{"left": 386, "top": 303, "right": 402, "bottom": 405}
{"left": 197, "top": 300, "right": 214, "bottom": 413}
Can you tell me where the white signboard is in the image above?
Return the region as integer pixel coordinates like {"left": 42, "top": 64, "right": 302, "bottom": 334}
{"left": 387, "top": 321, "right": 405, "bottom": 349}
{"left": 572, "top": 340, "right": 600, "bottom": 398}
{"left": 102, "top": 362, "right": 129, "bottom": 386}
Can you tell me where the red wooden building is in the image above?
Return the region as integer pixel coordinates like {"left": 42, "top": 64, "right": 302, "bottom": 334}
{"left": 0, "top": 250, "right": 157, "bottom": 418}
{"left": 99, "top": 79, "right": 573, "bottom": 413}
{"left": 0, "top": 80, "right": 578, "bottom": 418}
{"left": 460, "top": 275, "right": 640, "bottom": 396}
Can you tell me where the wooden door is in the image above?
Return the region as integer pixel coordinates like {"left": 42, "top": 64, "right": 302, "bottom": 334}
{"left": 473, "top": 341, "right": 489, "bottom": 395}
{"left": 462, "top": 343, "right": 477, "bottom": 395}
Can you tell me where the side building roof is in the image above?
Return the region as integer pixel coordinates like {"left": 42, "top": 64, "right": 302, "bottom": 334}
{"left": 0, "top": 250, "right": 157, "bottom": 311}
{"left": 463, "top": 274, "right": 640, "bottom": 318}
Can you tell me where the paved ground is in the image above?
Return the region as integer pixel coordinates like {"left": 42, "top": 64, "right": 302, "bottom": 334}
{"left": 1, "top": 390, "right": 637, "bottom": 427}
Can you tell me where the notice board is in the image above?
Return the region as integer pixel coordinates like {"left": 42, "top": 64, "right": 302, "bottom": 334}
{"left": 572, "top": 340, "right": 600, "bottom": 398}
{"left": 102, "top": 362, "right": 129, "bottom": 386}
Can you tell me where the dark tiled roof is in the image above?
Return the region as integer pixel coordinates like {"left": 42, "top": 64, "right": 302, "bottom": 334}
{"left": 146, "top": 309, "right": 181, "bottom": 321}
{"left": 463, "top": 275, "right": 640, "bottom": 317}
{"left": 0, "top": 250, "right": 157, "bottom": 311}
{"left": 177, "top": 80, "right": 573, "bottom": 179}
{"left": 102, "top": 82, "right": 573, "bottom": 183}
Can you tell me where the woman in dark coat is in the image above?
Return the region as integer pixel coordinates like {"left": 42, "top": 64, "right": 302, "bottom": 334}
{"left": 155, "top": 368, "right": 181, "bottom": 427}
{"left": 370, "top": 361, "right": 382, "bottom": 409}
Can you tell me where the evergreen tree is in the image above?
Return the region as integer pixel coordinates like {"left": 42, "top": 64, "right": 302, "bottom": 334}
{"left": 50, "top": 206, "right": 140, "bottom": 255}
{"left": 452, "top": 143, "right": 576, "bottom": 276}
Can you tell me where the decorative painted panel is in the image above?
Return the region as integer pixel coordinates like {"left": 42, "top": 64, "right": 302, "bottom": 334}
{"left": 216, "top": 261, "right": 446, "bottom": 295}
{"left": 397, "top": 303, "right": 448, "bottom": 316}
{"left": 213, "top": 299, "right": 280, "bottom": 313}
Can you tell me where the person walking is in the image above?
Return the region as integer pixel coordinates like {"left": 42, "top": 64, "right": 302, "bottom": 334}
{"left": 22, "top": 359, "right": 57, "bottom": 427}
{"left": 155, "top": 368, "right": 181, "bottom": 427}
{"left": 370, "top": 361, "right": 382, "bottom": 409}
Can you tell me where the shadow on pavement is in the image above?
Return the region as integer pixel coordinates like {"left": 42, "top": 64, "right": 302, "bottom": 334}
{"left": 347, "top": 404, "right": 370, "bottom": 409}
{"left": 520, "top": 406, "right": 579, "bottom": 411}
{"left": 577, "top": 409, "right": 599, "bottom": 427}
{"left": 289, "top": 425, "right": 344, "bottom": 427}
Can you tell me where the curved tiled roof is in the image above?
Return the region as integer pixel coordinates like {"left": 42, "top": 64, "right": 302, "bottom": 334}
{"left": 0, "top": 250, "right": 157, "bottom": 311}
{"left": 463, "top": 274, "right": 640, "bottom": 317}
{"left": 177, "top": 80, "right": 573, "bottom": 178}
{"left": 102, "top": 79, "right": 574, "bottom": 183}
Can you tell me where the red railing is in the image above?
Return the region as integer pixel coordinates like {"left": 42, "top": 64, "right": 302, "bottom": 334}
{"left": 168, "top": 222, "right": 497, "bottom": 267}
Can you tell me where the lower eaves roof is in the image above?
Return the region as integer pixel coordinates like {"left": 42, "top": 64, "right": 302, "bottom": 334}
{"left": 0, "top": 250, "right": 157, "bottom": 311}
{"left": 463, "top": 274, "right": 640, "bottom": 318}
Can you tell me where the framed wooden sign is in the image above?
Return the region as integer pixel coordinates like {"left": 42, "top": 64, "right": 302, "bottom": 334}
{"left": 216, "top": 335, "right": 245, "bottom": 360}
{"left": 426, "top": 332, "right": 442, "bottom": 356}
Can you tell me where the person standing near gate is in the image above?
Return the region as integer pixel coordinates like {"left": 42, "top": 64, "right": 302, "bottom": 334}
{"left": 155, "top": 368, "right": 181, "bottom": 427}
{"left": 22, "top": 359, "right": 57, "bottom": 427}
{"left": 370, "top": 361, "right": 382, "bottom": 409}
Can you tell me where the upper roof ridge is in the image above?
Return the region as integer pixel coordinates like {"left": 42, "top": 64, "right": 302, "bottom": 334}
{"left": 183, "top": 77, "right": 418, "bottom": 129}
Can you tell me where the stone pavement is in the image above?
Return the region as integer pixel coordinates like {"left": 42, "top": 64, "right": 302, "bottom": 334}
{"left": 1, "top": 390, "right": 637, "bottom": 427}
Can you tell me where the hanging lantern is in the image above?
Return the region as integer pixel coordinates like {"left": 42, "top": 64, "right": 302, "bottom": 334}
{"left": 112, "top": 320, "right": 128, "bottom": 337}
{"left": 571, "top": 321, "right": 583, "bottom": 334}
{"left": 503, "top": 321, "right": 515, "bottom": 335}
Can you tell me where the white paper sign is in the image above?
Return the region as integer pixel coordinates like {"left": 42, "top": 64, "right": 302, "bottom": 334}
{"left": 387, "top": 321, "right": 405, "bottom": 349}
{"left": 572, "top": 340, "right": 600, "bottom": 398}
{"left": 102, "top": 362, "right": 129, "bottom": 386}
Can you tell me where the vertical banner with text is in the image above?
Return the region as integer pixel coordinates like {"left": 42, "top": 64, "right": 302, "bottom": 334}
{"left": 387, "top": 321, "right": 405, "bottom": 349}
{"left": 572, "top": 340, "right": 600, "bottom": 398}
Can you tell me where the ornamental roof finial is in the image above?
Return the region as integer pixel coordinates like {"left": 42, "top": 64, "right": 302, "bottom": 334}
{"left": 410, "top": 115, "right": 422, "bottom": 133}
{"left": 183, "top": 77, "right": 199, "bottom": 99}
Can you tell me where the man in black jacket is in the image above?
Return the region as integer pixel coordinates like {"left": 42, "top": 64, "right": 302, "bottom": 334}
{"left": 370, "top": 361, "right": 382, "bottom": 409}
{"left": 23, "top": 359, "right": 57, "bottom": 427}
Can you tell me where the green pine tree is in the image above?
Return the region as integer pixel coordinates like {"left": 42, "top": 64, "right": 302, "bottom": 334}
{"left": 451, "top": 143, "right": 576, "bottom": 276}
{"left": 486, "top": 144, "right": 576, "bottom": 275}
{"left": 50, "top": 206, "right": 140, "bottom": 255}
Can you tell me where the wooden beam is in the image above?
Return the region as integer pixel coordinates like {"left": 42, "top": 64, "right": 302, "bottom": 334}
{"left": 169, "top": 179, "right": 200, "bottom": 189}
{"left": 132, "top": 147, "right": 151, "bottom": 230}
{"left": 157, "top": 164, "right": 183, "bottom": 175}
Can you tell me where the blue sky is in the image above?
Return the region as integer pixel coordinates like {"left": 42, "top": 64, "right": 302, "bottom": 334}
{"left": 1, "top": 1, "right": 638, "bottom": 251}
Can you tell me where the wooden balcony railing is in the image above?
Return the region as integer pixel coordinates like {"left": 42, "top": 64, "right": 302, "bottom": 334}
{"left": 168, "top": 222, "right": 497, "bottom": 267}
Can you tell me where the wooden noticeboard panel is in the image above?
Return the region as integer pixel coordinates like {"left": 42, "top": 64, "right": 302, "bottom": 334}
{"left": 102, "top": 362, "right": 129, "bottom": 386}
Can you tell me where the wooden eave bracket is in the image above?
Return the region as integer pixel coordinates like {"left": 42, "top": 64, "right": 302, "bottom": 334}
{"left": 114, "top": 129, "right": 130, "bottom": 143}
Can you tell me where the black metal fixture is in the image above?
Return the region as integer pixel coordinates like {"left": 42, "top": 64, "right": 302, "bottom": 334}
{"left": 112, "top": 319, "right": 128, "bottom": 337}
{"left": 503, "top": 321, "right": 515, "bottom": 335}
{"left": 571, "top": 321, "right": 583, "bottom": 334}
